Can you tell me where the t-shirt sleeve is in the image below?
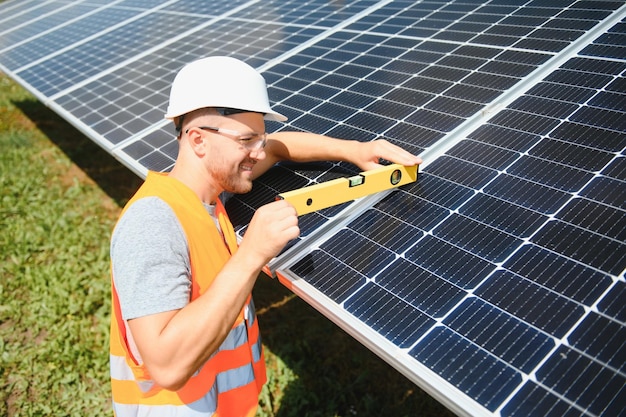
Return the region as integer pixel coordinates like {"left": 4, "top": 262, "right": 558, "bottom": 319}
{"left": 110, "top": 196, "right": 191, "bottom": 320}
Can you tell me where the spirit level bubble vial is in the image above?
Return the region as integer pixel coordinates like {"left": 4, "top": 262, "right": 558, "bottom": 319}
{"left": 277, "top": 164, "right": 418, "bottom": 216}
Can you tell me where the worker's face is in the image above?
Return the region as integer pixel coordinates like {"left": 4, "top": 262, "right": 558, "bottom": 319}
{"left": 203, "top": 112, "right": 266, "bottom": 195}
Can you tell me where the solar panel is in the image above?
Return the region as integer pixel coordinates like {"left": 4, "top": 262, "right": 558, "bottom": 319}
{"left": 1, "top": 0, "right": 624, "bottom": 416}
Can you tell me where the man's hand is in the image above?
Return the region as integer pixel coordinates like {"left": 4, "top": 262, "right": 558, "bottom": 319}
{"left": 239, "top": 199, "right": 300, "bottom": 266}
{"left": 352, "top": 139, "right": 422, "bottom": 171}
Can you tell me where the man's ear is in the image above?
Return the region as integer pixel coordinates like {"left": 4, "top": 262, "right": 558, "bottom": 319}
{"left": 186, "top": 127, "right": 207, "bottom": 156}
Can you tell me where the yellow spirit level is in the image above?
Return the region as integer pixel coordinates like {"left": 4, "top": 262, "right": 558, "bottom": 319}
{"left": 277, "top": 164, "right": 418, "bottom": 216}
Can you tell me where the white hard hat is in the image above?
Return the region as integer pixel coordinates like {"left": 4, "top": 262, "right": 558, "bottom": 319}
{"left": 164, "top": 56, "right": 287, "bottom": 122}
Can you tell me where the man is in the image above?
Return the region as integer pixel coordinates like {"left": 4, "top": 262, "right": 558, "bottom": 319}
{"left": 109, "top": 56, "right": 421, "bottom": 416}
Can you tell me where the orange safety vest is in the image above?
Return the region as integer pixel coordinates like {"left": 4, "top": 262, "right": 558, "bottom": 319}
{"left": 110, "top": 171, "right": 266, "bottom": 416}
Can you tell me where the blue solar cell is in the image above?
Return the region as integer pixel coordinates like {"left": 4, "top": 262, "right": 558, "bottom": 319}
{"left": 476, "top": 270, "right": 585, "bottom": 338}
{"left": 136, "top": 149, "right": 174, "bottom": 173}
{"left": 537, "top": 346, "right": 626, "bottom": 417}
{"left": 510, "top": 96, "right": 580, "bottom": 119}
{"left": 458, "top": 193, "right": 547, "bottom": 238}
{"left": 602, "top": 156, "right": 626, "bottom": 180}
{"left": 410, "top": 327, "right": 522, "bottom": 412}
{"left": 529, "top": 139, "right": 614, "bottom": 171}
{"left": 403, "top": 75, "right": 453, "bottom": 96}
{"left": 607, "top": 75, "right": 626, "bottom": 93}
{"left": 563, "top": 56, "right": 626, "bottom": 75}
{"left": 345, "top": 111, "right": 397, "bottom": 134}
{"left": 162, "top": 0, "right": 249, "bottom": 14}
{"left": 526, "top": 82, "right": 596, "bottom": 103}
{"left": 443, "top": 297, "right": 554, "bottom": 373}
{"left": 500, "top": 15, "right": 546, "bottom": 27}
{"left": 433, "top": 214, "right": 523, "bottom": 263}
{"left": 579, "top": 176, "right": 626, "bottom": 210}
{"left": 589, "top": 91, "right": 626, "bottom": 113}
{"left": 122, "top": 140, "right": 153, "bottom": 160}
{"left": 515, "top": 37, "right": 570, "bottom": 53}
{"left": 364, "top": 99, "right": 416, "bottom": 120}
{"left": 480, "top": 59, "right": 537, "bottom": 77}
{"left": 550, "top": 122, "right": 626, "bottom": 152}
{"left": 385, "top": 123, "right": 442, "bottom": 149}
{"left": 289, "top": 66, "right": 326, "bottom": 83}
{"left": 334, "top": 91, "right": 374, "bottom": 109}
{"left": 569, "top": 312, "right": 626, "bottom": 373}
{"left": 508, "top": 49, "right": 554, "bottom": 70}
{"left": 281, "top": 94, "right": 323, "bottom": 113}
{"left": 485, "top": 23, "right": 534, "bottom": 38}
{"left": 345, "top": 282, "right": 435, "bottom": 348}
{"left": 507, "top": 156, "right": 594, "bottom": 192}
{"left": 425, "top": 96, "right": 483, "bottom": 118}
{"left": 484, "top": 174, "right": 571, "bottom": 214}
{"left": 597, "top": 281, "right": 626, "bottom": 322}
{"left": 403, "top": 172, "right": 474, "bottom": 210}
{"left": 439, "top": 54, "right": 486, "bottom": 71}
{"left": 463, "top": 71, "right": 519, "bottom": 90}
{"left": 557, "top": 197, "right": 626, "bottom": 241}
{"left": 571, "top": 106, "right": 626, "bottom": 131}
{"left": 258, "top": 165, "right": 311, "bottom": 193}
{"left": 405, "top": 236, "right": 492, "bottom": 290}
{"left": 376, "top": 257, "right": 465, "bottom": 317}
{"left": 468, "top": 124, "right": 540, "bottom": 153}
{"left": 319, "top": 229, "right": 395, "bottom": 277}
{"left": 273, "top": 76, "right": 311, "bottom": 93}
{"left": 489, "top": 109, "right": 561, "bottom": 135}
{"left": 445, "top": 83, "right": 503, "bottom": 103}
{"left": 434, "top": 28, "right": 477, "bottom": 42}
{"left": 384, "top": 87, "right": 434, "bottom": 106}
{"left": 374, "top": 190, "right": 450, "bottom": 231}
{"left": 421, "top": 65, "right": 470, "bottom": 82}
{"left": 401, "top": 49, "right": 445, "bottom": 65}
{"left": 447, "top": 140, "right": 519, "bottom": 170}
{"left": 367, "top": 68, "right": 414, "bottom": 85}
{"left": 352, "top": 79, "right": 394, "bottom": 97}
{"left": 502, "top": 381, "right": 587, "bottom": 417}
{"left": 325, "top": 123, "right": 379, "bottom": 144}
{"left": 348, "top": 209, "right": 423, "bottom": 253}
{"left": 313, "top": 102, "right": 354, "bottom": 121}
{"left": 335, "top": 63, "right": 373, "bottom": 79}
{"left": 426, "top": 156, "right": 498, "bottom": 189}
{"left": 532, "top": 220, "right": 626, "bottom": 275}
{"left": 545, "top": 69, "right": 614, "bottom": 89}
{"left": 503, "top": 244, "right": 613, "bottom": 305}
{"left": 290, "top": 250, "right": 366, "bottom": 303}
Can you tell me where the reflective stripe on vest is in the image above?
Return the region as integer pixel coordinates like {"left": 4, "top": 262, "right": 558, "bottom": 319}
{"left": 111, "top": 324, "right": 263, "bottom": 416}
{"left": 110, "top": 171, "right": 266, "bottom": 416}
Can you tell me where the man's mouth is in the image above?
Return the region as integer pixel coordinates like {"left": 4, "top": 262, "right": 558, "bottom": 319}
{"left": 240, "top": 160, "right": 256, "bottom": 172}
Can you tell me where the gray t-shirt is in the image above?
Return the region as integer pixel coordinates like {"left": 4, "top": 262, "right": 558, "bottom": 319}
{"left": 111, "top": 197, "right": 217, "bottom": 320}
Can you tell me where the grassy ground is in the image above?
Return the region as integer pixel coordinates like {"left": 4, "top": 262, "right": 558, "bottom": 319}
{"left": 0, "top": 72, "right": 454, "bottom": 416}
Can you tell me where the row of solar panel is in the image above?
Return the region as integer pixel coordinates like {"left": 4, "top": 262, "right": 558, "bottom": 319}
{"left": 276, "top": 10, "right": 625, "bottom": 416}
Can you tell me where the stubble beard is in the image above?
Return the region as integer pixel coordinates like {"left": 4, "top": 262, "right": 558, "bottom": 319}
{"left": 214, "top": 166, "right": 253, "bottom": 195}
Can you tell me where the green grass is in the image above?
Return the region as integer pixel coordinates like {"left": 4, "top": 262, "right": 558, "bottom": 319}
{"left": 0, "top": 72, "right": 454, "bottom": 417}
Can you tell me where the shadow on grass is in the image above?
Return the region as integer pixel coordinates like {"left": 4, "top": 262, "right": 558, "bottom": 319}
{"left": 15, "top": 97, "right": 455, "bottom": 417}
{"left": 15, "top": 98, "right": 143, "bottom": 207}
